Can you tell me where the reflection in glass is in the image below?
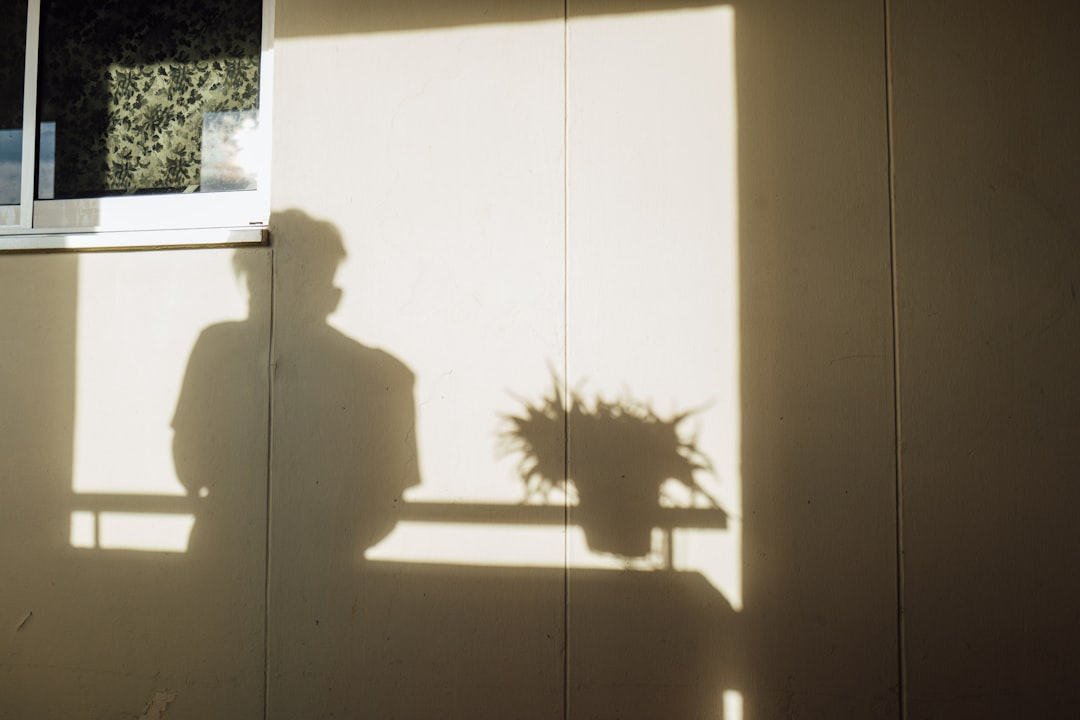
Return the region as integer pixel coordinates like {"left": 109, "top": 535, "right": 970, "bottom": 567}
{"left": 0, "top": 131, "right": 21, "bottom": 206}
{"left": 37, "top": 0, "right": 262, "bottom": 199}
{"left": 0, "top": 0, "right": 28, "bottom": 207}
{"left": 0, "top": 125, "right": 55, "bottom": 204}
{"left": 200, "top": 110, "right": 260, "bottom": 192}
{"left": 37, "top": 122, "right": 55, "bottom": 199}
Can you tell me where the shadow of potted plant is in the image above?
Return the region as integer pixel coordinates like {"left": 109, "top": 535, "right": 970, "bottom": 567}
{"left": 501, "top": 379, "right": 719, "bottom": 559}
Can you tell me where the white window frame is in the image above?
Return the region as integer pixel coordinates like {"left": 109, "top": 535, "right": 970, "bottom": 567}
{"left": 0, "top": 0, "right": 274, "bottom": 251}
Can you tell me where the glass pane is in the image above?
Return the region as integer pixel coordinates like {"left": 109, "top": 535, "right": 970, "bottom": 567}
{"left": 37, "top": 0, "right": 262, "bottom": 200}
{"left": 0, "top": 0, "right": 28, "bottom": 207}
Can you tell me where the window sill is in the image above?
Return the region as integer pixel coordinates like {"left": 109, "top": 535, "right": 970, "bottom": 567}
{"left": 0, "top": 226, "right": 267, "bottom": 253}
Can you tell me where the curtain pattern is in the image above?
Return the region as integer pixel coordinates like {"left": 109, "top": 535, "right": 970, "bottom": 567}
{"left": 0, "top": 0, "right": 28, "bottom": 131}
{"left": 38, "top": 0, "right": 261, "bottom": 198}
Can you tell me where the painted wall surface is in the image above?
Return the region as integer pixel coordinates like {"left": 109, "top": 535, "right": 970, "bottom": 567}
{"left": 0, "top": 249, "right": 270, "bottom": 718}
{"left": 268, "top": 0, "right": 896, "bottom": 716}
{"left": 566, "top": 6, "right": 744, "bottom": 718}
{"left": 890, "top": 1, "right": 1080, "bottom": 717}
{"left": 732, "top": 1, "right": 898, "bottom": 716}
{"left": 1, "top": 0, "right": 1074, "bottom": 718}
{"left": 267, "top": 3, "right": 567, "bottom": 715}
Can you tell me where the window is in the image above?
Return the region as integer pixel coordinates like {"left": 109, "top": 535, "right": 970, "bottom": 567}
{"left": 1, "top": 0, "right": 272, "bottom": 250}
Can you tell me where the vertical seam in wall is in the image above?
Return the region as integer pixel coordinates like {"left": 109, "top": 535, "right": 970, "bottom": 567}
{"left": 562, "top": 2, "right": 571, "bottom": 719}
{"left": 883, "top": 0, "right": 907, "bottom": 717}
{"left": 263, "top": 244, "right": 276, "bottom": 720}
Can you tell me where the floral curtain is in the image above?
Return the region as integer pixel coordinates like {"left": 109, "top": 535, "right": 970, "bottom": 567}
{"left": 38, "top": 0, "right": 261, "bottom": 199}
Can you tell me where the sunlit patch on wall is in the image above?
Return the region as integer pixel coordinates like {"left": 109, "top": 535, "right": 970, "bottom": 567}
{"left": 70, "top": 511, "right": 96, "bottom": 549}
{"left": 69, "top": 251, "right": 249, "bottom": 552}
{"left": 368, "top": 521, "right": 723, "bottom": 574}
{"left": 364, "top": 3, "right": 742, "bottom": 611}
{"left": 69, "top": 511, "right": 194, "bottom": 553}
{"left": 367, "top": 522, "right": 567, "bottom": 568}
{"left": 724, "top": 690, "right": 744, "bottom": 720}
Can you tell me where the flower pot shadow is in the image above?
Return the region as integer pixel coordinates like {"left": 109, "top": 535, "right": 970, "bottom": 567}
{"left": 502, "top": 378, "right": 717, "bottom": 561}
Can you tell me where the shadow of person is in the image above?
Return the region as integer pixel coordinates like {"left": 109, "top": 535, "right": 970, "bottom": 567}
{"left": 172, "top": 212, "right": 420, "bottom": 711}
{"left": 174, "top": 210, "right": 419, "bottom": 559}
{"left": 172, "top": 249, "right": 271, "bottom": 558}
{"left": 267, "top": 210, "right": 421, "bottom": 564}
{"left": 259, "top": 211, "right": 422, "bottom": 714}
{"left": 162, "top": 245, "right": 271, "bottom": 712}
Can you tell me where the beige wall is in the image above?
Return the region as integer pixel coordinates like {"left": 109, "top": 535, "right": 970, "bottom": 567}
{"left": 0, "top": 249, "right": 270, "bottom": 718}
{"left": 1, "top": 0, "right": 1076, "bottom": 718}
{"left": 891, "top": 1, "right": 1080, "bottom": 717}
